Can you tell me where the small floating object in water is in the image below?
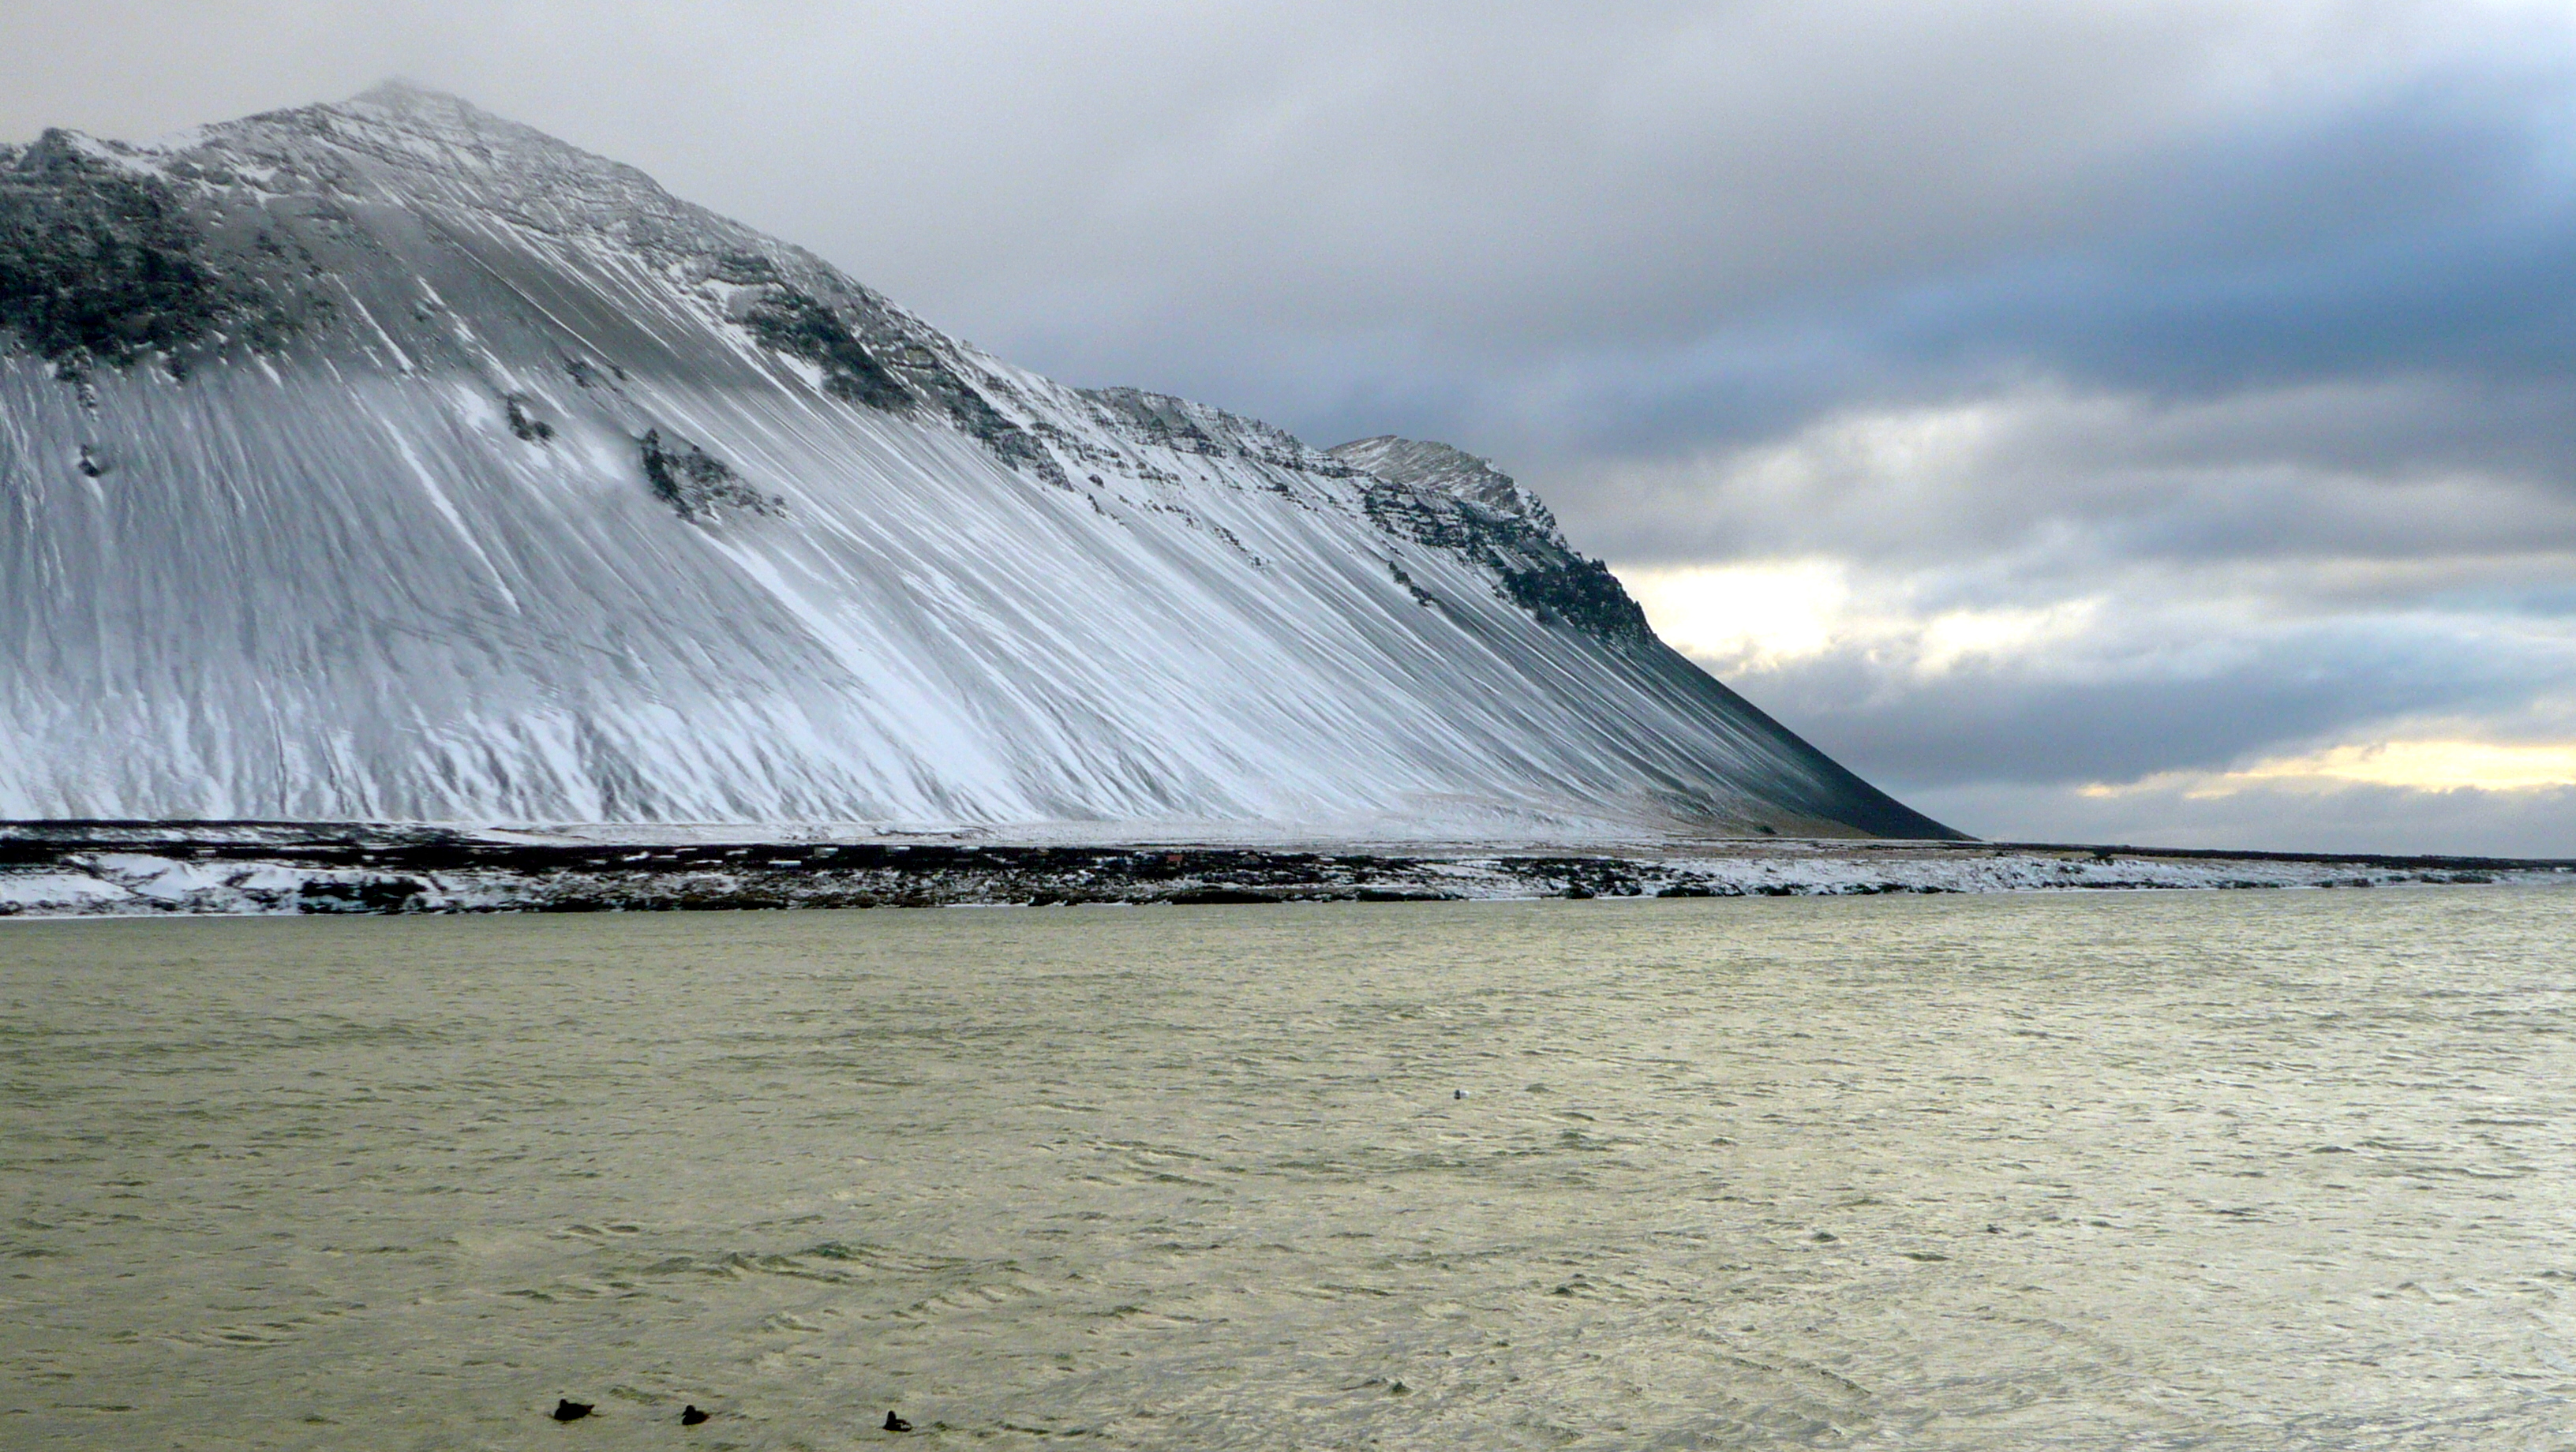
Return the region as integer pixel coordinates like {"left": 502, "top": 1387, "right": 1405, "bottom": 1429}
{"left": 552, "top": 1398, "right": 593, "bottom": 1422}
{"left": 883, "top": 1409, "right": 912, "bottom": 1432}
{"left": 680, "top": 1405, "right": 710, "bottom": 1425}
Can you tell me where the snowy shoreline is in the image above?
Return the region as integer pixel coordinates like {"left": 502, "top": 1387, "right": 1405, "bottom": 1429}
{"left": 2, "top": 823, "right": 2567, "bottom": 919}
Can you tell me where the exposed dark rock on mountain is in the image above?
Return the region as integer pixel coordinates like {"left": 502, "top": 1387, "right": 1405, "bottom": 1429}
{"left": 0, "top": 131, "right": 290, "bottom": 374}
{"left": 640, "top": 429, "right": 778, "bottom": 522}
{"left": 1330, "top": 436, "right": 1653, "bottom": 645}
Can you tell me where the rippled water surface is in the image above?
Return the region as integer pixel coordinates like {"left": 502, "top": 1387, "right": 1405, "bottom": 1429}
{"left": 6, "top": 890, "right": 2574, "bottom": 1450}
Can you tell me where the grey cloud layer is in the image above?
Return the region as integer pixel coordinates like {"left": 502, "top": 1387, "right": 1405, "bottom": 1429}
{"left": 6, "top": 1, "right": 2573, "bottom": 850}
{"left": 1575, "top": 380, "right": 2576, "bottom": 570}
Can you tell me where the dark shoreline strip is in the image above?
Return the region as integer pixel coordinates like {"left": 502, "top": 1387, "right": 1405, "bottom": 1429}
{"left": 2, "top": 821, "right": 2568, "bottom": 917}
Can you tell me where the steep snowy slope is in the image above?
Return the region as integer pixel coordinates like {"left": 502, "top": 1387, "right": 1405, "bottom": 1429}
{"left": 0, "top": 84, "right": 1956, "bottom": 839}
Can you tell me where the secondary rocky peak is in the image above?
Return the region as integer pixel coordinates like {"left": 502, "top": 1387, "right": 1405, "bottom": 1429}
{"left": 1327, "top": 435, "right": 1559, "bottom": 537}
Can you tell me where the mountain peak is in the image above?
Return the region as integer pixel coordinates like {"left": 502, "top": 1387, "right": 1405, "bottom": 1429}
{"left": 313, "top": 79, "right": 594, "bottom": 159}
{"left": 331, "top": 80, "right": 554, "bottom": 146}
{"left": 157, "top": 79, "right": 617, "bottom": 185}
{"left": 346, "top": 77, "right": 472, "bottom": 112}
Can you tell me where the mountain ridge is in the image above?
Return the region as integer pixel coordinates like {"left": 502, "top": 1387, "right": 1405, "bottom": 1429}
{"left": 0, "top": 84, "right": 1960, "bottom": 840}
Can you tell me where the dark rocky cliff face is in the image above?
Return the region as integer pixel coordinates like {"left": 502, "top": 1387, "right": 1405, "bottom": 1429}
{"left": 0, "top": 133, "right": 322, "bottom": 379}
{"left": 0, "top": 134, "right": 243, "bottom": 370}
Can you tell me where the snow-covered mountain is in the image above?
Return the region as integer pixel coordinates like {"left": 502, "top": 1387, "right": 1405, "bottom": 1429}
{"left": 0, "top": 84, "right": 1956, "bottom": 840}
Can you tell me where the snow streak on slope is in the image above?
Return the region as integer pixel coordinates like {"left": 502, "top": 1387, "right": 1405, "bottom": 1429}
{"left": 0, "top": 84, "right": 1957, "bottom": 840}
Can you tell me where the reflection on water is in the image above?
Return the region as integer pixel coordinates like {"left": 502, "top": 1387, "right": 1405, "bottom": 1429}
{"left": 4, "top": 889, "right": 2573, "bottom": 1449}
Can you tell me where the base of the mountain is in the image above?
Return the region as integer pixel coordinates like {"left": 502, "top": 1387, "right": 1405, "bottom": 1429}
{"left": 2, "top": 823, "right": 2563, "bottom": 918}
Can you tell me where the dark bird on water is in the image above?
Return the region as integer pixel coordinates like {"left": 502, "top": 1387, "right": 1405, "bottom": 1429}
{"left": 680, "top": 1405, "right": 710, "bottom": 1425}
{"left": 552, "top": 1398, "right": 593, "bottom": 1422}
{"left": 883, "top": 1409, "right": 912, "bottom": 1431}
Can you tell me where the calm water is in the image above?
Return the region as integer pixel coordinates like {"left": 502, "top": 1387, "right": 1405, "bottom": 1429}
{"left": 4, "top": 890, "right": 2573, "bottom": 1450}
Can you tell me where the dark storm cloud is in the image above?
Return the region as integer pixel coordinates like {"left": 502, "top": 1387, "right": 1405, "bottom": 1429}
{"left": 7, "top": 1, "right": 2574, "bottom": 850}
{"left": 1425, "top": 57, "right": 2576, "bottom": 473}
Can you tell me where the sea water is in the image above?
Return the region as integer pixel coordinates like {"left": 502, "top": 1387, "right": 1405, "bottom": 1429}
{"left": 4, "top": 889, "right": 2571, "bottom": 1450}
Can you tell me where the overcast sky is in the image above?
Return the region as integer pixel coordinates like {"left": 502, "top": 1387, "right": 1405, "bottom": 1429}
{"left": 8, "top": 0, "right": 2574, "bottom": 854}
